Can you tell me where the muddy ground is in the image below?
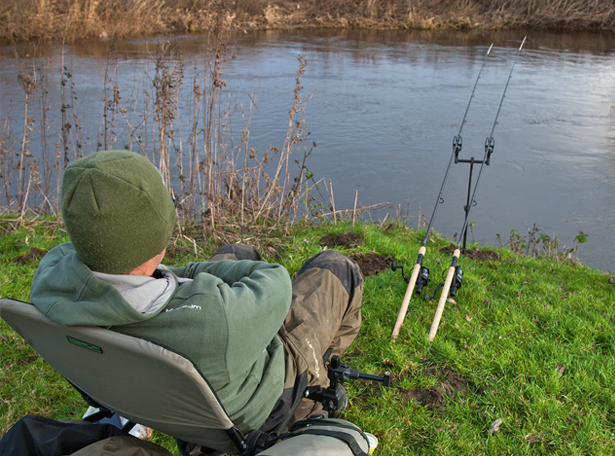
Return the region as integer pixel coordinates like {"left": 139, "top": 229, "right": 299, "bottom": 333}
{"left": 397, "top": 364, "right": 482, "bottom": 409}
{"left": 12, "top": 247, "right": 48, "bottom": 265}
{"left": 320, "top": 232, "right": 502, "bottom": 278}
{"left": 356, "top": 360, "right": 484, "bottom": 411}
{"left": 320, "top": 232, "right": 394, "bottom": 277}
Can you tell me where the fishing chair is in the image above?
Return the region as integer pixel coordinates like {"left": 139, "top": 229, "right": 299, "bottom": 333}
{"left": 0, "top": 298, "right": 280, "bottom": 456}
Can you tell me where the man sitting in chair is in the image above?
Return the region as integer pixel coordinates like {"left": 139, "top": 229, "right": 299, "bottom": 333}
{"left": 29, "top": 150, "right": 363, "bottom": 436}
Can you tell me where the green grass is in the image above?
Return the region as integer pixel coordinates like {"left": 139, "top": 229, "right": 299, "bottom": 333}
{"left": 1, "top": 216, "right": 614, "bottom": 455}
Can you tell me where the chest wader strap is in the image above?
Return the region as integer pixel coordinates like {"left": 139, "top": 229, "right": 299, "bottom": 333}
{"left": 298, "top": 428, "right": 369, "bottom": 456}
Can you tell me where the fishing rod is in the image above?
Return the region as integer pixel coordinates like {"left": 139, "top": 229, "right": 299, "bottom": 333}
{"left": 428, "top": 36, "right": 527, "bottom": 342}
{"left": 391, "top": 43, "right": 494, "bottom": 340}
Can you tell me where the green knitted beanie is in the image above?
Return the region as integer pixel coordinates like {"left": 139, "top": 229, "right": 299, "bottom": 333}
{"left": 61, "top": 150, "right": 176, "bottom": 274}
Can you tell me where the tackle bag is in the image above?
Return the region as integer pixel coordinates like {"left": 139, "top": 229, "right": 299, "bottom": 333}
{"left": 0, "top": 415, "right": 172, "bottom": 456}
{"left": 256, "top": 416, "right": 372, "bottom": 456}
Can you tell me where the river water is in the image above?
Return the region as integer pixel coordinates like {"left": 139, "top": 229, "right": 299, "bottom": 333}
{"left": 1, "top": 30, "right": 614, "bottom": 273}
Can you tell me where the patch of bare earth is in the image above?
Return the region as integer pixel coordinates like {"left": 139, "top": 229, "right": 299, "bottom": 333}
{"left": 13, "top": 247, "right": 48, "bottom": 265}
{"left": 398, "top": 364, "right": 481, "bottom": 409}
{"left": 320, "top": 232, "right": 362, "bottom": 249}
{"left": 320, "top": 232, "right": 393, "bottom": 277}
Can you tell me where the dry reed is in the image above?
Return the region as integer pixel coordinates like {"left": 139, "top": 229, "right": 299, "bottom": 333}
{"left": 1, "top": 0, "right": 614, "bottom": 45}
{"left": 1, "top": 8, "right": 387, "bottom": 232}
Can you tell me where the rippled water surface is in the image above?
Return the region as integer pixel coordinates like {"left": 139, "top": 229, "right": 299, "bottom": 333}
{"left": 2, "top": 30, "right": 614, "bottom": 272}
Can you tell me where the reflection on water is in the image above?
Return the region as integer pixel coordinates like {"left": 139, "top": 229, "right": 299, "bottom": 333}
{"left": 1, "top": 29, "right": 614, "bottom": 272}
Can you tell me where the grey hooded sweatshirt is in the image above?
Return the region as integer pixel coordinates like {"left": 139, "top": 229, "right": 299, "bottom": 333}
{"left": 30, "top": 242, "right": 293, "bottom": 433}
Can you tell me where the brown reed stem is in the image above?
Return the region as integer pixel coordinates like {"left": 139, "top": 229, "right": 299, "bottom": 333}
{"left": 1, "top": 9, "right": 378, "bottom": 228}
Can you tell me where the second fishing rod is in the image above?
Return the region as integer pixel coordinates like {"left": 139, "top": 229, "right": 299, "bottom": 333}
{"left": 428, "top": 36, "right": 527, "bottom": 342}
{"left": 390, "top": 42, "right": 494, "bottom": 340}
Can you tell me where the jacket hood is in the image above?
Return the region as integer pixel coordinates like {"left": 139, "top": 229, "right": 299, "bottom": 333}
{"left": 30, "top": 243, "right": 163, "bottom": 326}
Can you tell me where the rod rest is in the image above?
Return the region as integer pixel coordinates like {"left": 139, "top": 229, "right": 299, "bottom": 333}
{"left": 307, "top": 356, "right": 391, "bottom": 416}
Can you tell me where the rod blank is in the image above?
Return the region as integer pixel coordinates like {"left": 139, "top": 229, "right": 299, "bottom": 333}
{"left": 391, "top": 43, "right": 494, "bottom": 340}
{"left": 428, "top": 37, "right": 527, "bottom": 342}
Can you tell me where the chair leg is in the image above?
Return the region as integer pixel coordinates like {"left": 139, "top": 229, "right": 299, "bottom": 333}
{"left": 81, "top": 405, "right": 115, "bottom": 423}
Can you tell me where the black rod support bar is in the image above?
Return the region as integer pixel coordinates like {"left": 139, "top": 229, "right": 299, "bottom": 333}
{"left": 456, "top": 158, "right": 487, "bottom": 164}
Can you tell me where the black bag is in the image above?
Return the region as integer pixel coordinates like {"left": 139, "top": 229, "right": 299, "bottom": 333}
{"left": 0, "top": 415, "right": 171, "bottom": 456}
{"left": 256, "top": 416, "right": 372, "bottom": 456}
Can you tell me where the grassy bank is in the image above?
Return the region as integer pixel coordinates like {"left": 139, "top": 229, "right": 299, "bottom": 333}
{"left": 2, "top": 0, "right": 614, "bottom": 44}
{"left": 1, "top": 216, "right": 614, "bottom": 454}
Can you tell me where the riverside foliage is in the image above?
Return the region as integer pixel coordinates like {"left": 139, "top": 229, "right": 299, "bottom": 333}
{"left": 2, "top": 2, "right": 395, "bottom": 232}
{"left": 2, "top": 0, "right": 615, "bottom": 44}
{"left": 2, "top": 13, "right": 390, "bottom": 232}
{"left": 2, "top": 18, "right": 383, "bottom": 232}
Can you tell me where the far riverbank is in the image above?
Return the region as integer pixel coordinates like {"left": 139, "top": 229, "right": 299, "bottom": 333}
{"left": 2, "top": 0, "right": 614, "bottom": 44}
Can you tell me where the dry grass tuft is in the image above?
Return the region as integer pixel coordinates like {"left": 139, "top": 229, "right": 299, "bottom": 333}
{"left": 1, "top": 0, "right": 614, "bottom": 44}
{"left": 1, "top": 10, "right": 389, "bottom": 235}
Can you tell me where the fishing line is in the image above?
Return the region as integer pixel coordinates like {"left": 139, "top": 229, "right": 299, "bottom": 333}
{"left": 391, "top": 43, "right": 494, "bottom": 340}
{"left": 428, "top": 36, "right": 527, "bottom": 342}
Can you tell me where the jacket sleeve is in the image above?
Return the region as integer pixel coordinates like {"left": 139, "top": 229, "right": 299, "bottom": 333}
{"left": 166, "top": 259, "right": 284, "bottom": 284}
{"left": 171, "top": 260, "right": 293, "bottom": 379}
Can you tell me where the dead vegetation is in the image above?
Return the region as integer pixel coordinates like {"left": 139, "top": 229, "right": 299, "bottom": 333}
{"left": 0, "top": 9, "right": 389, "bottom": 237}
{"left": 1, "top": 0, "right": 614, "bottom": 44}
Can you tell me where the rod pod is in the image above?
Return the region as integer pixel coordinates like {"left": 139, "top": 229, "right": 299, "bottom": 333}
{"left": 391, "top": 43, "right": 494, "bottom": 340}
{"left": 428, "top": 37, "right": 527, "bottom": 342}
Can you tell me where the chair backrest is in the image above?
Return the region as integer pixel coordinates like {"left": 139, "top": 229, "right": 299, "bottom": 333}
{"left": 0, "top": 298, "right": 244, "bottom": 455}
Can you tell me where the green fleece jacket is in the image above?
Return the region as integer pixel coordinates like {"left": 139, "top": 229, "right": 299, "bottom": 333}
{"left": 30, "top": 243, "right": 293, "bottom": 433}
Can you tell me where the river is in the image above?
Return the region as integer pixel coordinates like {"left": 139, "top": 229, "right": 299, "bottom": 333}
{"left": 1, "top": 29, "right": 614, "bottom": 273}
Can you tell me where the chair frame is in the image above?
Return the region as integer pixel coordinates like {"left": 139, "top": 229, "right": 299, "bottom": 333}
{"left": 0, "top": 298, "right": 259, "bottom": 455}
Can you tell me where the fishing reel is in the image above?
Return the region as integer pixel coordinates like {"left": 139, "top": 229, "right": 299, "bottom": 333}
{"left": 424, "top": 266, "right": 463, "bottom": 299}
{"left": 416, "top": 266, "right": 430, "bottom": 294}
{"left": 449, "top": 266, "right": 464, "bottom": 297}
{"left": 391, "top": 261, "right": 430, "bottom": 294}
{"left": 453, "top": 135, "right": 463, "bottom": 163}
{"left": 484, "top": 136, "right": 495, "bottom": 166}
